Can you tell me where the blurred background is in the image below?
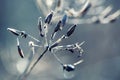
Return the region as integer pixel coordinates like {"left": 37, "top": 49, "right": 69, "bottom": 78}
{"left": 0, "top": 0, "right": 120, "bottom": 80}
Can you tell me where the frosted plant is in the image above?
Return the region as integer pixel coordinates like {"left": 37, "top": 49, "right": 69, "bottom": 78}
{"left": 35, "top": 0, "right": 120, "bottom": 24}
{"left": 7, "top": 11, "right": 85, "bottom": 80}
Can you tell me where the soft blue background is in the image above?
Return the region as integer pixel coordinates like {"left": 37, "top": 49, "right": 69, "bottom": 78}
{"left": 0, "top": 0, "right": 120, "bottom": 80}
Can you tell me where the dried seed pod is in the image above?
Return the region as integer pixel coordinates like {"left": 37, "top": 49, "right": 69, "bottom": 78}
{"left": 51, "top": 20, "right": 62, "bottom": 40}
{"left": 54, "top": 20, "right": 62, "bottom": 32}
{"left": 63, "top": 59, "right": 83, "bottom": 72}
{"left": 38, "top": 17, "right": 42, "bottom": 32}
{"left": 44, "top": 11, "right": 53, "bottom": 24}
{"left": 38, "top": 17, "right": 44, "bottom": 37}
{"left": 54, "top": 55, "right": 75, "bottom": 72}
{"left": 51, "top": 51, "right": 74, "bottom": 72}
{"left": 17, "top": 38, "right": 24, "bottom": 58}
{"left": 63, "top": 64, "right": 75, "bottom": 72}
{"left": 7, "top": 28, "right": 20, "bottom": 36}
{"left": 65, "top": 24, "right": 76, "bottom": 38}
{"left": 61, "top": 14, "right": 67, "bottom": 27}
{"left": 17, "top": 46, "right": 24, "bottom": 58}
{"left": 7, "top": 28, "right": 27, "bottom": 38}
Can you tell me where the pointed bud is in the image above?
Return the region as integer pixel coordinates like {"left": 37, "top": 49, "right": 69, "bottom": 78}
{"left": 17, "top": 46, "right": 24, "bottom": 58}
{"left": 7, "top": 28, "right": 27, "bottom": 38}
{"left": 66, "top": 24, "right": 76, "bottom": 38}
{"left": 51, "top": 20, "right": 62, "bottom": 40}
{"left": 61, "top": 14, "right": 67, "bottom": 27}
{"left": 7, "top": 28, "right": 20, "bottom": 36}
{"left": 17, "top": 38, "right": 24, "bottom": 58}
{"left": 63, "top": 64, "right": 75, "bottom": 72}
{"left": 38, "top": 17, "right": 43, "bottom": 37}
{"left": 45, "top": 11, "right": 53, "bottom": 24}
{"left": 54, "top": 20, "right": 62, "bottom": 32}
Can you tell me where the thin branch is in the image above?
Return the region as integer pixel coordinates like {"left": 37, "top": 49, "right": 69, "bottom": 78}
{"left": 21, "top": 46, "right": 49, "bottom": 80}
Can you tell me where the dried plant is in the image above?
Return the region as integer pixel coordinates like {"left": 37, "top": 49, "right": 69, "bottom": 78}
{"left": 6, "top": 0, "right": 120, "bottom": 80}
{"left": 7, "top": 11, "right": 85, "bottom": 80}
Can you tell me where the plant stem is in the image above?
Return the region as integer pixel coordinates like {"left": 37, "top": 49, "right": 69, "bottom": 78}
{"left": 21, "top": 46, "right": 49, "bottom": 80}
{"left": 17, "top": 50, "right": 34, "bottom": 80}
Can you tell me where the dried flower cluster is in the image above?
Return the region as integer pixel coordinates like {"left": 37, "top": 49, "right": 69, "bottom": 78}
{"left": 7, "top": 0, "right": 120, "bottom": 80}
{"left": 7, "top": 11, "right": 85, "bottom": 80}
